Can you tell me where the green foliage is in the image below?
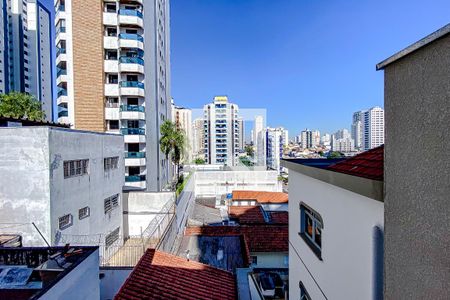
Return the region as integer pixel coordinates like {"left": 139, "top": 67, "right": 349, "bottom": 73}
{"left": 194, "top": 158, "right": 205, "bottom": 165}
{"left": 240, "top": 156, "right": 254, "bottom": 167}
{"left": 328, "top": 151, "right": 343, "bottom": 159}
{"left": 0, "top": 92, "right": 46, "bottom": 121}
{"left": 160, "top": 120, "right": 186, "bottom": 183}
{"left": 176, "top": 173, "right": 191, "bottom": 197}
{"left": 245, "top": 145, "right": 254, "bottom": 157}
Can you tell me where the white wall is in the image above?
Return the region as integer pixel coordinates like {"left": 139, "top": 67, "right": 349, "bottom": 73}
{"left": 288, "top": 170, "right": 384, "bottom": 300}
{"left": 40, "top": 249, "right": 100, "bottom": 300}
{"left": 252, "top": 252, "right": 289, "bottom": 269}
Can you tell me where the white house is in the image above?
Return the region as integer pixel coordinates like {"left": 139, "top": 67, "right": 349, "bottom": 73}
{"left": 0, "top": 126, "right": 124, "bottom": 254}
{"left": 282, "top": 146, "right": 384, "bottom": 300}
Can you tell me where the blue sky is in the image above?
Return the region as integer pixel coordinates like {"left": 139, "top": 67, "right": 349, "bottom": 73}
{"left": 170, "top": 0, "right": 450, "bottom": 136}
{"left": 42, "top": 0, "right": 450, "bottom": 136}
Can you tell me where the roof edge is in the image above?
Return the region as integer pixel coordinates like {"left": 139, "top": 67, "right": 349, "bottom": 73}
{"left": 281, "top": 159, "right": 384, "bottom": 202}
{"left": 376, "top": 23, "right": 450, "bottom": 70}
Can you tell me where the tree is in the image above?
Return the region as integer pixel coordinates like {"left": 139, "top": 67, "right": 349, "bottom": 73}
{"left": 328, "top": 151, "right": 343, "bottom": 159}
{"left": 245, "top": 145, "right": 254, "bottom": 158}
{"left": 194, "top": 158, "right": 205, "bottom": 165}
{"left": 160, "top": 120, "right": 186, "bottom": 184}
{"left": 0, "top": 92, "right": 46, "bottom": 121}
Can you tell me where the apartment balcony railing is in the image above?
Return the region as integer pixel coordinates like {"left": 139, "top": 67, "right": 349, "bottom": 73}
{"left": 58, "top": 111, "right": 68, "bottom": 118}
{"left": 125, "top": 152, "right": 146, "bottom": 159}
{"left": 57, "top": 68, "right": 67, "bottom": 77}
{"left": 119, "top": 9, "right": 143, "bottom": 18}
{"left": 119, "top": 33, "right": 144, "bottom": 42}
{"left": 57, "top": 89, "right": 68, "bottom": 97}
{"left": 56, "top": 26, "right": 66, "bottom": 35}
{"left": 125, "top": 175, "right": 146, "bottom": 182}
{"left": 121, "top": 128, "right": 145, "bottom": 135}
{"left": 120, "top": 81, "right": 144, "bottom": 89}
{"left": 120, "top": 57, "right": 144, "bottom": 65}
{"left": 120, "top": 104, "right": 144, "bottom": 112}
{"left": 56, "top": 48, "right": 66, "bottom": 56}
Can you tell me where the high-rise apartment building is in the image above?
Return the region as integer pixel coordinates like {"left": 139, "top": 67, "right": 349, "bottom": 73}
{"left": 352, "top": 107, "right": 385, "bottom": 151}
{"left": 55, "top": 0, "right": 172, "bottom": 191}
{"left": 172, "top": 105, "right": 192, "bottom": 163}
{"left": 299, "top": 129, "right": 320, "bottom": 149}
{"left": 237, "top": 117, "right": 244, "bottom": 151}
{"left": 0, "top": 0, "right": 53, "bottom": 119}
{"left": 192, "top": 118, "right": 204, "bottom": 160}
{"left": 253, "top": 115, "right": 266, "bottom": 166}
{"left": 203, "top": 96, "right": 240, "bottom": 166}
{"left": 266, "top": 127, "right": 288, "bottom": 173}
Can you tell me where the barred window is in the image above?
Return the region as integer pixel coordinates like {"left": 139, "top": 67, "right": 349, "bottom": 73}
{"left": 59, "top": 214, "right": 73, "bottom": 230}
{"left": 104, "top": 156, "right": 119, "bottom": 171}
{"left": 105, "top": 227, "right": 120, "bottom": 248}
{"left": 63, "top": 159, "right": 89, "bottom": 178}
{"left": 79, "top": 206, "right": 90, "bottom": 220}
{"left": 104, "top": 194, "right": 120, "bottom": 214}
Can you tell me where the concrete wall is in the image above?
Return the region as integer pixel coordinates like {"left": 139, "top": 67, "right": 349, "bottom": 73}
{"left": 251, "top": 252, "right": 288, "bottom": 269}
{"left": 383, "top": 34, "right": 450, "bottom": 299}
{"left": 0, "top": 127, "right": 51, "bottom": 245}
{"left": 99, "top": 267, "right": 133, "bottom": 300}
{"left": 40, "top": 249, "right": 100, "bottom": 300}
{"left": 288, "top": 170, "right": 384, "bottom": 300}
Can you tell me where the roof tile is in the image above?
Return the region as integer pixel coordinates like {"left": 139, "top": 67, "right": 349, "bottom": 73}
{"left": 232, "top": 191, "right": 288, "bottom": 204}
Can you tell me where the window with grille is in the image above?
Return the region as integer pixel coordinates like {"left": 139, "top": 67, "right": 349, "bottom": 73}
{"left": 105, "top": 227, "right": 120, "bottom": 249}
{"left": 104, "top": 194, "right": 120, "bottom": 214}
{"left": 63, "top": 159, "right": 89, "bottom": 178}
{"left": 79, "top": 207, "right": 90, "bottom": 220}
{"left": 59, "top": 214, "right": 73, "bottom": 230}
{"left": 300, "top": 203, "right": 323, "bottom": 260}
{"left": 104, "top": 157, "right": 119, "bottom": 171}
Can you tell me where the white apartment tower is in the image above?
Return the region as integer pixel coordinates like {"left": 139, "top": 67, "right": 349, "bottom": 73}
{"left": 352, "top": 107, "right": 385, "bottom": 151}
{"left": 173, "top": 105, "right": 193, "bottom": 163}
{"left": 300, "top": 129, "right": 320, "bottom": 149}
{"left": 266, "top": 127, "right": 288, "bottom": 173}
{"left": 203, "top": 96, "right": 240, "bottom": 166}
{"left": 0, "top": 0, "right": 53, "bottom": 119}
{"left": 55, "top": 0, "right": 172, "bottom": 191}
{"left": 253, "top": 115, "right": 266, "bottom": 166}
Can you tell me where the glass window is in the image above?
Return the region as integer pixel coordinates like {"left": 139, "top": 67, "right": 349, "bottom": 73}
{"left": 300, "top": 203, "right": 323, "bottom": 259}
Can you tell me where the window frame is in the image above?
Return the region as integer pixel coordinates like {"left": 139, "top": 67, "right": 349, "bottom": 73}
{"left": 299, "top": 281, "right": 312, "bottom": 300}
{"left": 104, "top": 194, "right": 120, "bottom": 214}
{"left": 105, "top": 227, "right": 120, "bottom": 249}
{"left": 63, "top": 159, "right": 89, "bottom": 178}
{"left": 299, "top": 202, "right": 323, "bottom": 260}
{"left": 78, "top": 206, "right": 90, "bottom": 220}
{"left": 58, "top": 214, "right": 73, "bottom": 230}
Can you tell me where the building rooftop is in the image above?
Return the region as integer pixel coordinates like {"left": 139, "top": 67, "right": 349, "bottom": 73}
{"left": 229, "top": 206, "right": 289, "bottom": 225}
{"left": 376, "top": 23, "right": 450, "bottom": 70}
{"left": 269, "top": 211, "right": 289, "bottom": 225}
{"left": 0, "top": 117, "right": 70, "bottom": 128}
{"left": 115, "top": 249, "right": 236, "bottom": 300}
{"left": 0, "top": 246, "right": 97, "bottom": 300}
{"left": 232, "top": 190, "right": 288, "bottom": 204}
{"left": 185, "top": 225, "right": 288, "bottom": 253}
{"left": 327, "top": 145, "right": 384, "bottom": 181}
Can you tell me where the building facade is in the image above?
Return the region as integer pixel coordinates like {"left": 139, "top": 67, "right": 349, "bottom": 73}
{"left": 352, "top": 107, "right": 385, "bottom": 151}
{"left": 192, "top": 117, "right": 204, "bottom": 160}
{"left": 299, "top": 129, "right": 320, "bottom": 149}
{"left": 203, "top": 96, "right": 240, "bottom": 166}
{"left": 0, "top": 0, "right": 53, "bottom": 119}
{"left": 0, "top": 127, "right": 124, "bottom": 252}
{"left": 55, "top": 0, "right": 172, "bottom": 191}
{"left": 266, "top": 127, "right": 288, "bottom": 173}
{"left": 172, "top": 105, "right": 193, "bottom": 163}
{"left": 253, "top": 115, "right": 266, "bottom": 166}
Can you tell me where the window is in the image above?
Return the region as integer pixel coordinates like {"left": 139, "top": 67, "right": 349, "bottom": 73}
{"left": 59, "top": 214, "right": 73, "bottom": 230}
{"left": 105, "top": 227, "right": 120, "bottom": 249}
{"left": 78, "top": 207, "right": 90, "bottom": 220}
{"left": 104, "top": 194, "right": 120, "bottom": 214}
{"left": 104, "top": 157, "right": 119, "bottom": 171}
{"left": 250, "top": 256, "right": 257, "bottom": 265}
{"left": 299, "top": 203, "right": 323, "bottom": 260}
{"left": 63, "top": 159, "right": 89, "bottom": 178}
{"left": 299, "top": 282, "right": 311, "bottom": 300}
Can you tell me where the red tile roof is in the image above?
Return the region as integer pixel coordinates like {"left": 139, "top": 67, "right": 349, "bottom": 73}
{"left": 327, "top": 145, "right": 384, "bottom": 181}
{"left": 232, "top": 191, "right": 288, "bottom": 204}
{"left": 229, "top": 206, "right": 266, "bottom": 224}
{"left": 269, "top": 212, "right": 289, "bottom": 224}
{"left": 185, "top": 225, "right": 288, "bottom": 253}
{"left": 115, "top": 249, "right": 236, "bottom": 300}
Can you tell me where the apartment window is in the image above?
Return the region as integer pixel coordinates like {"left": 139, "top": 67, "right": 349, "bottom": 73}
{"left": 104, "top": 156, "right": 119, "bottom": 171}
{"left": 63, "top": 159, "right": 89, "bottom": 178}
{"left": 108, "top": 74, "right": 118, "bottom": 84}
{"left": 79, "top": 207, "right": 90, "bottom": 220}
{"left": 104, "top": 194, "right": 120, "bottom": 214}
{"left": 105, "top": 227, "right": 120, "bottom": 249}
{"left": 105, "top": 50, "right": 118, "bottom": 60}
{"left": 299, "top": 203, "right": 323, "bottom": 260}
{"left": 106, "top": 27, "right": 117, "bottom": 37}
{"left": 299, "top": 282, "right": 311, "bottom": 300}
{"left": 108, "top": 120, "right": 119, "bottom": 130}
{"left": 105, "top": 3, "right": 116, "bottom": 12}
{"left": 58, "top": 214, "right": 73, "bottom": 230}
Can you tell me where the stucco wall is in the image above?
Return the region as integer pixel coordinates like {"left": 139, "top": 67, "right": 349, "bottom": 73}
{"left": 251, "top": 252, "right": 288, "bottom": 269}
{"left": 99, "top": 267, "right": 133, "bottom": 300}
{"left": 383, "top": 34, "right": 450, "bottom": 299}
{"left": 40, "top": 249, "right": 100, "bottom": 300}
{"left": 0, "top": 127, "right": 51, "bottom": 245}
{"left": 288, "top": 170, "right": 384, "bottom": 300}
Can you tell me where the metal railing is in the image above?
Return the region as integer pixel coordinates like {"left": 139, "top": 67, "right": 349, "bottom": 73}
{"left": 119, "top": 33, "right": 144, "bottom": 42}
{"left": 58, "top": 111, "right": 68, "bottom": 118}
{"left": 125, "top": 152, "right": 146, "bottom": 158}
{"left": 120, "top": 104, "right": 144, "bottom": 112}
{"left": 120, "top": 81, "right": 145, "bottom": 89}
{"left": 120, "top": 57, "right": 144, "bottom": 65}
{"left": 121, "top": 128, "right": 145, "bottom": 135}
{"left": 119, "top": 9, "right": 143, "bottom": 18}
{"left": 57, "top": 68, "right": 67, "bottom": 77}
{"left": 125, "top": 175, "right": 146, "bottom": 182}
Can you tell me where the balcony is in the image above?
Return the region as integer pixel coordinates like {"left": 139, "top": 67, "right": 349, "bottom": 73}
{"left": 125, "top": 152, "right": 146, "bottom": 167}
{"left": 104, "top": 36, "right": 119, "bottom": 49}
{"left": 119, "top": 57, "right": 144, "bottom": 74}
{"left": 126, "top": 175, "right": 146, "bottom": 182}
{"left": 103, "top": 12, "right": 118, "bottom": 26}
{"left": 104, "top": 59, "right": 119, "bottom": 73}
{"left": 121, "top": 128, "right": 145, "bottom": 135}
{"left": 56, "top": 48, "right": 67, "bottom": 65}
{"left": 105, "top": 84, "right": 119, "bottom": 97}
{"left": 119, "top": 9, "right": 144, "bottom": 28}
{"left": 58, "top": 110, "right": 68, "bottom": 118}
{"left": 56, "top": 68, "right": 67, "bottom": 85}
{"left": 120, "top": 81, "right": 145, "bottom": 97}
{"left": 120, "top": 104, "right": 145, "bottom": 120}
{"left": 119, "top": 33, "right": 144, "bottom": 50}
{"left": 124, "top": 174, "right": 146, "bottom": 189}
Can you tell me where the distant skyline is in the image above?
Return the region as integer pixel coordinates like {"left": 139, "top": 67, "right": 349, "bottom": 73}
{"left": 170, "top": 0, "right": 450, "bottom": 135}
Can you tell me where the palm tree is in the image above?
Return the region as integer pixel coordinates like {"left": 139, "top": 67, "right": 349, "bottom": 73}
{"left": 160, "top": 120, "right": 186, "bottom": 185}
